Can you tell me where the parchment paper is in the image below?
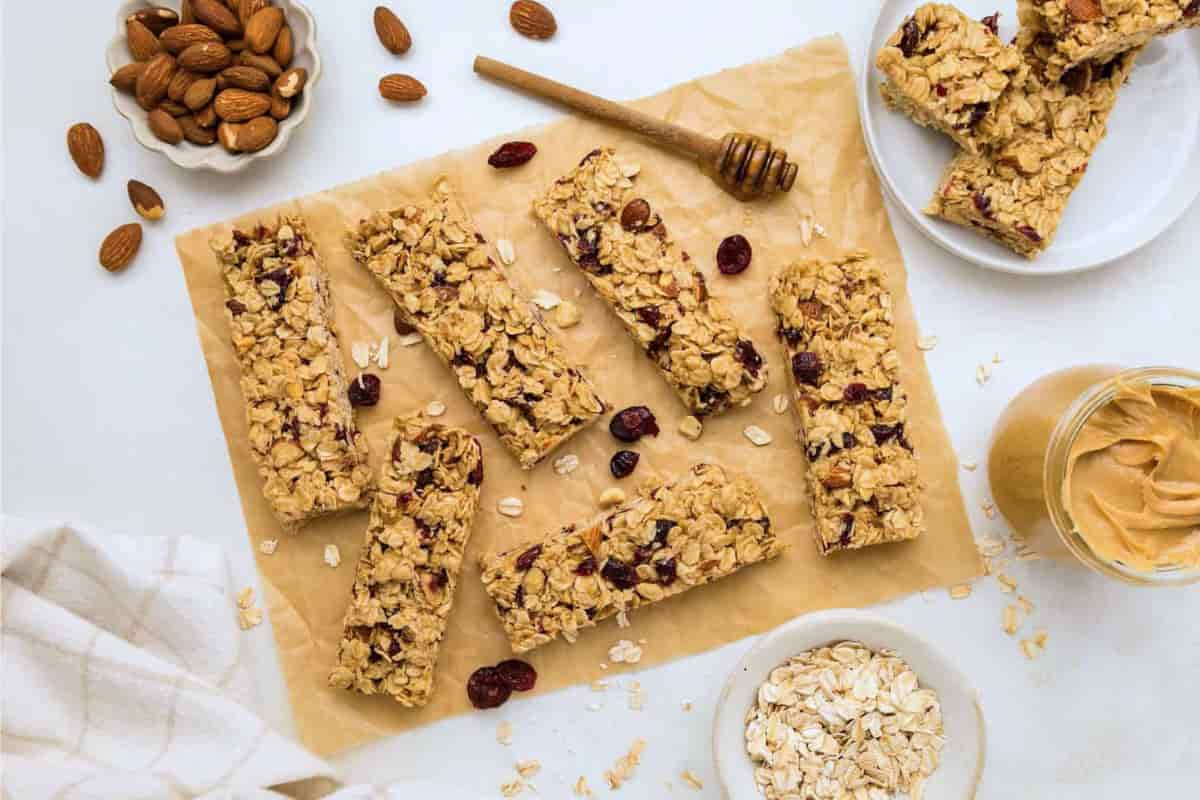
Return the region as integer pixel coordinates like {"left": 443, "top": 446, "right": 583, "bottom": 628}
{"left": 176, "top": 36, "right": 982, "bottom": 757}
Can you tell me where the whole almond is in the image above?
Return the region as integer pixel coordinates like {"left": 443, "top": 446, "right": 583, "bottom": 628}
{"left": 160, "top": 99, "right": 191, "bottom": 117}
{"left": 127, "top": 180, "right": 166, "bottom": 220}
{"left": 213, "top": 88, "right": 271, "bottom": 121}
{"left": 1066, "top": 0, "right": 1104, "bottom": 22}
{"left": 236, "top": 115, "right": 278, "bottom": 152}
{"left": 222, "top": 65, "right": 271, "bottom": 92}
{"left": 239, "top": 52, "right": 282, "bottom": 78}
{"left": 226, "top": 38, "right": 249, "bottom": 52}
{"left": 272, "top": 24, "right": 294, "bottom": 67}
{"left": 192, "top": 0, "right": 242, "bottom": 37}
{"left": 99, "top": 223, "right": 143, "bottom": 272}
{"left": 194, "top": 104, "right": 219, "bottom": 127}
{"left": 126, "top": 19, "right": 163, "bottom": 61}
{"left": 218, "top": 121, "right": 243, "bottom": 152}
{"left": 379, "top": 73, "right": 426, "bottom": 102}
{"left": 67, "top": 122, "right": 104, "bottom": 178}
{"left": 184, "top": 77, "right": 217, "bottom": 110}
{"left": 181, "top": 0, "right": 195, "bottom": 25}
{"left": 128, "top": 6, "right": 180, "bottom": 35}
{"left": 179, "top": 41, "right": 232, "bottom": 72}
{"left": 238, "top": 0, "right": 269, "bottom": 27}
{"left": 269, "top": 90, "right": 292, "bottom": 120}
{"left": 167, "top": 69, "right": 200, "bottom": 103}
{"left": 110, "top": 62, "right": 145, "bottom": 94}
{"left": 510, "top": 0, "right": 556, "bottom": 40}
{"left": 180, "top": 114, "right": 219, "bottom": 144}
{"left": 160, "top": 24, "right": 222, "bottom": 55}
{"left": 136, "top": 52, "right": 177, "bottom": 110}
{"left": 374, "top": 6, "right": 412, "bottom": 55}
{"left": 274, "top": 67, "right": 307, "bottom": 98}
{"left": 245, "top": 7, "right": 285, "bottom": 53}
{"left": 148, "top": 108, "right": 185, "bottom": 144}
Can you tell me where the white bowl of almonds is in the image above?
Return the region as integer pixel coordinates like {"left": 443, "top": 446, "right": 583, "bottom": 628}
{"left": 713, "top": 610, "right": 986, "bottom": 799}
{"left": 106, "top": 0, "right": 320, "bottom": 172}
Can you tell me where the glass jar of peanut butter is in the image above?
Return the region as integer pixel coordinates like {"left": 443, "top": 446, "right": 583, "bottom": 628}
{"left": 988, "top": 366, "right": 1200, "bottom": 586}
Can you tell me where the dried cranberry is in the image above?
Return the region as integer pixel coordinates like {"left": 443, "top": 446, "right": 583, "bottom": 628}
{"left": 792, "top": 352, "right": 823, "bottom": 386}
{"left": 451, "top": 351, "right": 475, "bottom": 368}
{"left": 620, "top": 198, "right": 651, "bottom": 230}
{"left": 226, "top": 299, "right": 246, "bottom": 315}
{"left": 415, "top": 468, "right": 434, "bottom": 489}
{"left": 966, "top": 102, "right": 990, "bottom": 128}
{"left": 839, "top": 514, "right": 855, "bottom": 547}
{"left": 843, "top": 383, "right": 870, "bottom": 403}
{"left": 487, "top": 141, "right": 537, "bottom": 168}
{"left": 1186, "top": 0, "right": 1199, "bottom": 16}
{"left": 1017, "top": 225, "right": 1043, "bottom": 243}
{"left": 256, "top": 266, "right": 294, "bottom": 310}
{"left": 716, "top": 234, "right": 752, "bottom": 275}
{"left": 394, "top": 308, "right": 416, "bottom": 335}
{"left": 973, "top": 191, "right": 994, "bottom": 219}
{"left": 654, "top": 519, "right": 677, "bottom": 546}
{"left": 1061, "top": 65, "right": 1090, "bottom": 96}
{"left": 778, "top": 326, "right": 804, "bottom": 347}
{"left": 428, "top": 568, "right": 449, "bottom": 589}
{"left": 467, "top": 666, "right": 511, "bottom": 709}
{"left": 647, "top": 328, "right": 672, "bottom": 356}
{"left": 601, "top": 558, "right": 638, "bottom": 590}
{"left": 935, "top": 83, "right": 948, "bottom": 98}
{"left": 697, "top": 386, "right": 728, "bottom": 415}
{"left": 899, "top": 17, "right": 922, "bottom": 57}
{"left": 609, "top": 406, "right": 659, "bottom": 442}
{"left": 871, "top": 423, "right": 903, "bottom": 444}
{"left": 575, "top": 556, "right": 598, "bottom": 576}
{"left": 635, "top": 306, "right": 662, "bottom": 328}
{"left": 496, "top": 659, "right": 538, "bottom": 692}
{"left": 516, "top": 546, "right": 542, "bottom": 571}
{"left": 655, "top": 557, "right": 678, "bottom": 584}
{"left": 981, "top": 12, "right": 1000, "bottom": 36}
{"left": 842, "top": 433, "right": 858, "bottom": 449}
{"left": 633, "top": 545, "right": 653, "bottom": 565}
{"left": 873, "top": 386, "right": 894, "bottom": 402}
{"left": 349, "top": 374, "right": 382, "bottom": 407}
{"left": 610, "top": 450, "right": 640, "bottom": 479}
{"left": 735, "top": 339, "right": 763, "bottom": 376}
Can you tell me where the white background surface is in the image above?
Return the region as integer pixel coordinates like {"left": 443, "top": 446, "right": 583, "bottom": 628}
{"left": 3, "top": 2, "right": 1199, "bottom": 797}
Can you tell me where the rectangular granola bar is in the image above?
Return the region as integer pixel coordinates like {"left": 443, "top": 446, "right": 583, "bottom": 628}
{"left": 347, "top": 182, "right": 606, "bottom": 469}
{"left": 1018, "top": 0, "right": 1198, "bottom": 79}
{"left": 925, "top": 36, "right": 1139, "bottom": 257}
{"left": 214, "top": 216, "right": 373, "bottom": 530}
{"left": 328, "top": 416, "right": 483, "bottom": 706}
{"left": 480, "top": 462, "right": 782, "bottom": 653}
{"left": 533, "top": 148, "right": 768, "bottom": 417}
{"left": 876, "top": 3, "right": 1024, "bottom": 154}
{"left": 768, "top": 252, "right": 923, "bottom": 554}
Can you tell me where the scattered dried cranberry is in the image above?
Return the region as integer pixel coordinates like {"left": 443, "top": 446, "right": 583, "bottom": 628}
{"left": 415, "top": 468, "right": 434, "bottom": 489}
{"left": 610, "top": 406, "right": 659, "bottom": 442}
{"left": 467, "top": 666, "right": 511, "bottom": 709}
{"left": 899, "top": 17, "right": 922, "bottom": 57}
{"left": 394, "top": 308, "right": 416, "bottom": 335}
{"left": 966, "top": 102, "right": 990, "bottom": 128}
{"left": 973, "top": 191, "right": 994, "bottom": 219}
{"left": 655, "top": 557, "right": 678, "bottom": 584}
{"left": 935, "top": 83, "right": 948, "bottom": 98}
{"left": 635, "top": 306, "right": 662, "bottom": 328}
{"left": 620, "top": 198, "right": 651, "bottom": 230}
{"left": 601, "top": 558, "right": 638, "bottom": 590}
{"left": 633, "top": 545, "right": 653, "bottom": 564}
{"left": 468, "top": 458, "right": 484, "bottom": 486}
{"left": 871, "top": 423, "right": 903, "bottom": 444}
{"left": 487, "top": 141, "right": 537, "bottom": 168}
{"left": 839, "top": 514, "right": 855, "bottom": 547}
{"left": 226, "top": 299, "right": 246, "bottom": 315}
{"left": 735, "top": 339, "right": 763, "bottom": 376}
{"left": 1017, "top": 225, "right": 1043, "bottom": 243}
{"left": 575, "top": 556, "right": 598, "bottom": 576}
{"left": 610, "top": 450, "right": 640, "bottom": 479}
{"left": 792, "top": 352, "right": 823, "bottom": 386}
{"left": 654, "top": 519, "right": 677, "bottom": 545}
{"left": 844, "top": 383, "right": 870, "bottom": 403}
{"left": 516, "top": 545, "right": 542, "bottom": 571}
{"left": 716, "top": 234, "right": 752, "bottom": 275}
{"left": 981, "top": 12, "right": 1000, "bottom": 36}
{"left": 348, "top": 373, "right": 382, "bottom": 407}
{"left": 496, "top": 659, "right": 538, "bottom": 692}
{"left": 778, "top": 326, "right": 804, "bottom": 347}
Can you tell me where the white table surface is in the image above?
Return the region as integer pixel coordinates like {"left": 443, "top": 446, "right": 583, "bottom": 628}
{"left": 3, "top": 2, "right": 1199, "bottom": 797}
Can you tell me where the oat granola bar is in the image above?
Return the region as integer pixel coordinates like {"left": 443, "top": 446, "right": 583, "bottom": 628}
{"left": 876, "top": 4, "right": 1023, "bottom": 154}
{"left": 479, "top": 463, "right": 782, "bottom": 653}
{"left": 214, "top": 217, "right": 373, "bottom": 530}
{"left": 768, "top": 252, "right": 923, "bottom": 554}
{"left": 347, "top": 182, "right": 606, "bottom": 469}
{"left": 1019, "top": 0, "right": 1198, "bottom": 79}
{"left": 328, "top": 416, "right": 483, "bottom": 706}
{"left": 533, "top": 148, "right": 768, "bottom": 417}
{"left": 925, "top": 36, "right": 1139, "bottom": 257}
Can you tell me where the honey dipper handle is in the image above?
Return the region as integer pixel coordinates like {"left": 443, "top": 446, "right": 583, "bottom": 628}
{"left": 473, "top": 56, "right": 721, "bottom": 160}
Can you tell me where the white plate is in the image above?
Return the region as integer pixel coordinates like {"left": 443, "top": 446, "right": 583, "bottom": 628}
{"left": 860, "top": 0, "right": 1200, "bottom": 275}
{"left": 712, "top": 609, "right": 986, "bottom": 799}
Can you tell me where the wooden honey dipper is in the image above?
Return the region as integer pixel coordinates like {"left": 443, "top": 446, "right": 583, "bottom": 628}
{"left": 473, "top": 56, "right": 798, "bottom": 201}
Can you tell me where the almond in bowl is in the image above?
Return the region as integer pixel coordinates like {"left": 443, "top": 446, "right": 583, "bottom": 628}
{"left": 105, "top": 1, "right": 320, "bottom": 172}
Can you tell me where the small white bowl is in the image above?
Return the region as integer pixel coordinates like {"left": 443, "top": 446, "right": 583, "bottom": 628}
{"left": 105, "top": 0, "right": 321, "bottom": 173}
{"left": 713, "top": 609, "right": 986, "bottom": 799}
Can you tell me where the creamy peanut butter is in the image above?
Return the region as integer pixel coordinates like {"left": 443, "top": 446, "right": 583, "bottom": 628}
{"left": 1062, "top": 381, "right": 1200, "bottom": 572}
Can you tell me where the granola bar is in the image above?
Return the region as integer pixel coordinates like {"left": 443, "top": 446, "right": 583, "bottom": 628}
{"left": 533, "top": 148, "right": 768, "bottom": 417}
{"left": 925, "top": 36, "right": 1139, "bottom": 257}
{"left": 328, "top": 416, "right": 483, "bottom": 706}
{"left": 213, "top": 217, "right": 373, "bottom": 530}
{"left": 768, "top": 252, "right": 923, "bottom": 554}
{"left": 347, "top": 182, "right": 606, "bottom": 469}
{"left": 1019, "top": 0, "right": 1198, "bottom": 79}
{"left": 479, "top": 463, "right": 782, "bottom": 653}
{"left": 876, "top": 4, "right": 1023, "bottom": 154}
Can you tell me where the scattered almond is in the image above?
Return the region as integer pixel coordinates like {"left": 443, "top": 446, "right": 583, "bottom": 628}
{"left": 374, "top": 6, "right": 413, "bottom": 55}
{"left": 245, "top": 6, "right": 285, "bottom": 53}
{"left": 67, "top": 123, "right": 104, "bottom": 178}
{"left": 127, "top": 180, "right": 165, "bottom": 221}
{"left": 99, "top": 223, "right": 143, "bottom": 272}
{"left": 148, "top": 108, "right": 185, "bottom": 144}
{"left": 126, "top": 19, "right": 163, "bottom": 61}
{"left": 510, "top": 0, "right": 557, "bottom": 40}
{"left": 379, "top": 73, "right": 427, "bottom": 102}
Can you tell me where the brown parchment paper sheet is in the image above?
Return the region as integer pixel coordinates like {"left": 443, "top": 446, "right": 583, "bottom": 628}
{"left": 175, "top": 36, "right": 982, "bottom": 757}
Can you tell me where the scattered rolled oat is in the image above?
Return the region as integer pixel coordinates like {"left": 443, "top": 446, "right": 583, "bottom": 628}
{"left": 1018, "top": 595, "right": 1035, "bottom": 614}
{"left": 1033, "top": 630, "right": 1048, "bottom": 648}
{"left": 798, "top": 212, "right": 815, "bottom": 246}
{"left": 553, "top": 453, "right": 580, "bottom": 475}
{"left": 497, "top": 721, "right": 513, "bottom": 746}
{"left": 681, "top": 700, "right": 693, "bottom": 712}
{"left": 323, "top": 544, "right": 341, "bottom": 568}
{"left": 259, "top": 538, "right": 278, "bottom": 555}
{"left": 771, "top": 394, "right": 789, "bottom": 415}
{"left": 237, "top": 606, "right": 263, "bottom": 630}
{"left": 949, "top": 583, "right": 972, "bottom": 600}
{"left": 516, "top": 760, "right": 541, "bottom": 779}
{"left": 982, "top": 501, "right": 998, "bottom": 519}
{"left": 962, "top": 461, "right": 978, "bottom": 471}
{"left": 497, "top": 238, "right": 517, "bottom": 265}
{"left": 627, "top": 681, "right": 645, "bottom": 711}
{"left": 917, "top": 335, "right": 939, "bottom": 351}
{"left": 616, "top": 610, "right": 631, "bottom": 629}
{"left": 1020, "top": 638, "right": 1040, "bottom": 660}
{"left": 236, "top": 586, "right": 255, "bottom": 609}
{"left": 500, "top": 778, "right": 525, "bottom": 798}
{"left": 425, "top": 400, "right": 446, "bottom": 417}
{"left": 531, "top": 289, "right": 562, "bottom": 310}
{"left": 681, "top": 770, "right": 704, "bottom": 791}
{"left": 377, "top": 336, "right": 390, "bottom": 369}
{"left": 604, "top": 738, "right": 646, "bottom": 790}
{"left": 1003, "top": 604, "right": 1021, "bottom": 635}
{"left": 997, "top": 572, "right": 1017, "bottom": 593}
{"left": 599, "top": 487, "right": 626, "bottom": 508}
{"left": 992, "top": 352, "right": 1002, "bottom": 364}
{"left": 586, "top": 702, "right": 603, "bottom": 712}
{"left": 977, "top": 535, "right": 1005, "bottom": 557}
{"left": 678, "top": 415, "right": 703, "bottom": 440}
{"left": 498, "top": 497, "right": 525, "bottom": 518}
{"left": 590, "top": 679, "right": 609, "bottom": 691}
{"left": 743, "top": 425, "right": 772, "bottom": 446}
{"left": 554, "top": 300, "right": 581, "bottom": 328}
{"left": 608, "top": 639, "right": 643, "bottom": 664}
{"left": 397, "top": 332, "right": 423, "bottom": 347}
{"left": 976, "top": 363, "right": 992, "bottom": 385}
{"left": 351, "top": 341, "right": 372, "bottom": 369}
{"left": 573, "top": 776, "right": 593, "bottom": 797}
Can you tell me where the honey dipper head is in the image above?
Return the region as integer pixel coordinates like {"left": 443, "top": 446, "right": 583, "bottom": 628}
{"left": 710, "top": 132, "right": 797, "bottom": 200}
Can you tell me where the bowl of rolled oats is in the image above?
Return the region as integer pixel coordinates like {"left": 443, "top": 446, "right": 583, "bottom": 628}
{"left": 713, "top": 610, "right": 985, "bottom": 799}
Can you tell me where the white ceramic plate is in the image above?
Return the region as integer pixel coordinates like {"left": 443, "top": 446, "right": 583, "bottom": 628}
{"left": 106, "top": 0, "right": 321, "bottom": 172}
{"left": 860, "top": 0, "right": 1200, "bottom": 275}
{"left": 713, "top": 609, "right": 986, "bottom": 799}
